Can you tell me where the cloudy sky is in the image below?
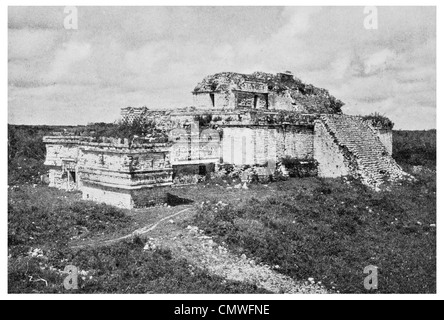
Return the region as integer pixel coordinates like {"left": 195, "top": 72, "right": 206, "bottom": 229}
{"left": 8, "top": 6, "right": 436, "bottom": 129}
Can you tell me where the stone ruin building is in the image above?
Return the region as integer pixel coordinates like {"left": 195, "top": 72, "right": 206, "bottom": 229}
{"left": 43, "top": 71, "right": 409, "bottom": 209}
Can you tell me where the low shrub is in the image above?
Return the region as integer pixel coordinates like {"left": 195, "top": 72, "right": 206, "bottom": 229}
{"left": 363, "top": 112, "right": 394, "bottom": 129}
{"left": 280, "top": 157, "right": 318, "bottom": 178}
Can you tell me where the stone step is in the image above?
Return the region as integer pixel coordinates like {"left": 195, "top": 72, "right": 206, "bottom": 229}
{"left": 321, "top": 114, "right": 406, "bottom": 188}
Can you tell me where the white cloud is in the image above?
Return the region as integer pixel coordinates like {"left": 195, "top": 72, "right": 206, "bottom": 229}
{"left": 330, "top": 55, "right": 352, "bottom": 80}
{"left": 277, "top": 7, "right": 322, "bottom": 38}
{"left": 8, "top": 7, "right": 436, "bottom": 129}
{"left": 363, "top": 49, "right": 397, "bottom": 75}
{"left": 46, "top": 41, "right": 92, "bottom": 82}
{"left": 9, "top": 29, "right": 60, "bottom": 60}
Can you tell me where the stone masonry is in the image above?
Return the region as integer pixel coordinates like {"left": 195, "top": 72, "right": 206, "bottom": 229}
{"left": 315, "top": 114, "right": 408, "bottom": 189}
{"left": 44, "top": 135, "right": 172, "bottom": 209}
{"left": 44, "top": 70, "right": 408, "bottom": 208}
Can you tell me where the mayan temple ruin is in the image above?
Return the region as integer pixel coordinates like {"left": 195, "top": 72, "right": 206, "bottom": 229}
{"left": 43, "top": 71, "right": 409, "bottom": 209}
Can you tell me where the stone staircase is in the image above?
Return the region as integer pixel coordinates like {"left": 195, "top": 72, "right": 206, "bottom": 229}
{"left": 320, "top": 114, "right": 408, "bottom": 189}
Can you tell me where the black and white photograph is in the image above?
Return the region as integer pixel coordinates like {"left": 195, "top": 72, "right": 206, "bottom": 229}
{"left": 4, "top": 2, "right": 440, "bottom": 302}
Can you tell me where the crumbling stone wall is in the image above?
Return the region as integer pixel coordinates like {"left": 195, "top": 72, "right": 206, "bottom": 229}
{"left": 268, "top": 91, "right": 294, "bottom": 111}
{"left": 44, "top": 138, "right": 80, "bottom": 167}
{"left": 314, "top": 121, "right": 351, "bottom": 178}
{"left": 222, "top": 127, "right": 256, "bottom": 165}
{"left": 82, "top": 182, "right": 170, "bottom": 210}
{"left": 215, "top": 92, "right": 233, "bottom": 108}
{"left": 82, "top": 183, "right": 134, "bottom": 209}
{"left": 193, "top": 91, "right": 235, "bottom": 109}
{"left": 170, "top": 130, "right": 221, "bottom": 165}
{"left": 44, "top": 136, "right": 81, "bottom": 190}
{"left": 221, "top": 125, "right": 314, "bottom": 166}
{"left": 235, "top": 91, "right": 268, "bottom": 109}
{"left": 371, "top": 127, "right": 393, "bottom": 155}
{"left": 193, "top": 93, "right": 214, "bottom": 109}
{"left": 48, "top": 168, "right": 78, "bottom": 191}
{"left": 279, "top": 126, "right": 314, "bottom": 160}
{"left": 251, "top": 127, "right": 277, "bottom": 165}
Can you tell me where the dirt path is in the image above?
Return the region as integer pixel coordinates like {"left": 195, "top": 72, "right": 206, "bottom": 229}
{"left": 138, "top": 207, "right": 329, "bottom": 294}
{"left": 71, "top": 207, "right": 192, "bottom": 249}
{"left": 72, "top": 205, "right": 329, "bottom": 294}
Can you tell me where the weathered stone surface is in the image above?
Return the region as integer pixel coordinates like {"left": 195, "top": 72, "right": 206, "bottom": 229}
{"left": 43, "top": 136, "right": 173, "bottom": 208}
{"left": 43, "top": 70, "right": 408, "bottom": 207}
{"left": 315, "top": 114, "right": 407, "bottom": 188}
{"left": 82, "top": 184, "right": 134, "bottom": 209}
{"left": 192, "top": 71, "right": 344, "bottom": 113}
{"left": 221, "top": 125, "right": 313, "bottom": 166}
{"left": 314, "top": 121, "right": 351, "bottom": 178}
{"left": 371, "top": 127, "right": 393, "bottom": 156}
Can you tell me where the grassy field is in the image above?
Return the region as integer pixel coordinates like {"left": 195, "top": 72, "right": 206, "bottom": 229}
{"left": 8, "top": 126, "right": 436, "bottom": 293}
{"left": 188, "top": 172, "right": 435, "bottom": 293}
{"left": 8, "top": 186, "right": 268, "bottom": 293}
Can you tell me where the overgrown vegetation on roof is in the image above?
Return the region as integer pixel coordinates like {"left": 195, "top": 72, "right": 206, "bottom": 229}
{"left": 47, "top": 121, "right": 170, "bottom": 142}
{"left": 363, "top": 112, "right": 395, "bottom": 129}
{"left": 193, "top": 71, "right": 344, "bottom": 114}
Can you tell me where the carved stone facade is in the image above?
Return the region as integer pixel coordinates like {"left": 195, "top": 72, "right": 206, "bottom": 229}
{"left": 44, "top": 71, "right": 407, "bottom": 208}
{"left": 191, "top": 71, "right": 344, "bottom": 113}
{"left": 44, "top": 136, "right": 173, "bottom": 209}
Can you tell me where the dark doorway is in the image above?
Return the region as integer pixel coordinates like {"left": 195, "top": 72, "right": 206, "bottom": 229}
{"left": 210, "top": 93, "right": 215, "bottom": 107}
{"left": 69, "top": 171, "right": 76, "bottom": 183}
{"left": 199, "top": 165, "right": 207, "bottom": 176}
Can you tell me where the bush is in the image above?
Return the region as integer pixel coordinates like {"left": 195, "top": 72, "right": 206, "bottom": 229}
{"left": 194, "top": 114, "right": 213, "bottom": 128}
{"left": 280, "top": 157, "right": 318, "bottom": 178}
{"left": 363, "top": 112, "right": 394, "bottom": 129}
{"left": 83, "top": 121, "right": 169, "bottom": 141}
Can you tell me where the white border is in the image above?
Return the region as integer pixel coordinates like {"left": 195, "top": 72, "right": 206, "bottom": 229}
{"left": 2, "top": 1, "right": 441, "bottom": 300}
